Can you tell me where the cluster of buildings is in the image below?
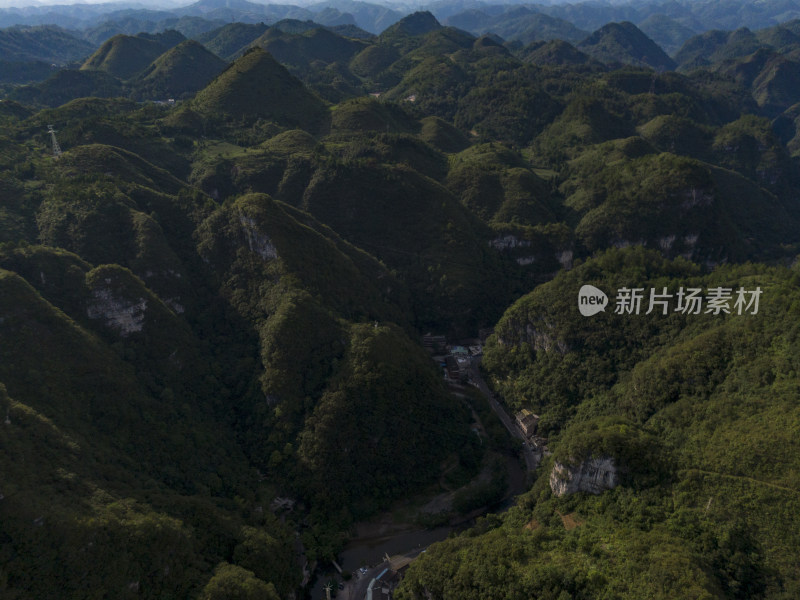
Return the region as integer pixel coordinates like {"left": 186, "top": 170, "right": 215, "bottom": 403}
{"left": 515, "top": 408, "right": 548, "bottom": 451}
{"left": 365, "top": 564, "right": 404, "bottom": 600}
{"left": 423, "top": 330, "right": 491, "bottom": 383}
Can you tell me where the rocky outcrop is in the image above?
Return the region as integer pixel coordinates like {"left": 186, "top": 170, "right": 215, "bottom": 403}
{"left": 86, "top": 285, "right": 147, "bottom": 337}
{"left": 490, "top": 234, "right": 531, "bottom": 251}
{"left": 549, "top": 456, "right": 618, "bottom": 497}
{"left": 238, "top": 214, "right": 278, "bottom": 260}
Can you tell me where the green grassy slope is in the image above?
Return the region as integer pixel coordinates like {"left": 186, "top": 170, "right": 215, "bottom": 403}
{"left": 131, "top": 40, "right": 228, "bottom": 101}
{"left": 81, "top": 34, "right": 169, "bottom": 80}
{"left": 192, "top": 47, "right": 329, "bottom": 133}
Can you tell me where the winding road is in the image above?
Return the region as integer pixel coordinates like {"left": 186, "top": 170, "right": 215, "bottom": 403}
{"left": 468, "top": 356, "right": 540, "bottom": 472}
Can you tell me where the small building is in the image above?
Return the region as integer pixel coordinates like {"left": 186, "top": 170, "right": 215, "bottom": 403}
{"left": 449, "top": 345, "right": 469, "bottom": 357}
{"left": 515, "top": 409, "right": 539, "bottom": 437}
{"left": 423, "top": 333, "right": 447, "bottom": 352}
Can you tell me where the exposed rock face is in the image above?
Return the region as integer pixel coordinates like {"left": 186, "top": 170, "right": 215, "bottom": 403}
{"left": 86, "top": 284, "right": 147, "bottom": 336}
{"left": 490, "top": 234, "right": 530, "bottom": 251}
{"left": 556, "top": 249, "right": 573, "bottom": 269}
{"left": 497, "top": 317, "right": 570, "bottom": 354}
{"left": 238, "top": 214, "right": 278, "bottom": 260}
{"left": 550, "top": 456, "right": 618, "bottom": 497}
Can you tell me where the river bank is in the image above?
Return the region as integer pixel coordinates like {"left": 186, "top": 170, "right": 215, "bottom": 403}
{"left": 307, "top": 363, "right": 533, "bottom": 599}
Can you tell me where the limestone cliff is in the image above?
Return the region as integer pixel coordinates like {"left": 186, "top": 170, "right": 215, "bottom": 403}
{"left": 549, "top": 456, "right": 618, "bottom": 497}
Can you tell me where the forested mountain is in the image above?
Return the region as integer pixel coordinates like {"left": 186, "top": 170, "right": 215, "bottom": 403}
{"left": 195, "top": 21, "right": 270, "bottom": 60}
{"left": 0, "top": 24, "right": 94, "bottom": 62}
{"left": 130, "top": 40, "right": 228, "bottom": 101}
{"left": 81, "top": 33, "right": 182, "bottom": 79}
{"left": 2, "top": 4, "right": 800, "bottom": 599}
{"left": 398, "top": 249, "right": 800, "bottom": 599}
{"left": 577, "top": 20, "right": 677, "bottom": 70}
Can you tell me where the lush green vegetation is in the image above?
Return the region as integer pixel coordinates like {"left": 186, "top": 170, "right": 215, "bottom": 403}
{"left": 399, "top": 249, "right": 800, "bottom": 599}
{"left": 130, "top": 41, "right": 227, "bottom": 101}
{"left": 191, "top": 47, "right": 330, "bottom": 134}
{"left": 0, "top": 24, "right": 94, "bottom": 63}
{"left": 577, "top": 21, "right": 677, "bottom": 70}
{"left": 81, "top": 33, "right": 177, "bottom": 80}
{"left": 3, "top": 8, "right": 800, "bottom": 599}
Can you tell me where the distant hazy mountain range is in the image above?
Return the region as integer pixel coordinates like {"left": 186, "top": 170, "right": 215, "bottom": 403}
{"left": 3, "top": 0, "right": 800, "bottom": 41}
{"left": 5, "top": 0, "right": 800, "bottom": 90}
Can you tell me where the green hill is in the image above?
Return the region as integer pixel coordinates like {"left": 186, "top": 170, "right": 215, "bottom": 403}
{"left": 419, "top": 115, "right": 470, "bottom": 152}
{"left": 395, "top": 248, "right": 800, "bottom": 599}
{"left": 638, "top": 13, "right": 697, "bottom": 56}
{"left": 578, "top": 21, "right": 677, "bottom": 71}
{"left": 22, "top": 102, "right": 189, "bottom": 176}
{"left": 249, "top": 26, "right": 369, "bottom": 67}
{"left": 751, "top": 54, "right": 800, "bottom": 115}
{"left": 328, "top": 23, "right": 374, "bottom": 40}
{"left": 81, "top": 34, "right": 170, "bottom": 80}
{"left": 349, "top": 43, "right": 400, "bottom": 78}
{"left": 195, "top": 22, "right": 269, "bottom": 60}
{"left": 8, "top": 69, "right": 124, "bottom": 108}
{"left": 452, "top": 7, "right": 589, "bottom": 46}
{"left": 298, "top": 155, "right": 509, "bottom": 331}
{"left": 379, "top": 11, "right": 443, "bottom": 53}
{"left": 712, "top": 49, "right": 800, "bottom": 116}
{"left": 136, "top": 29, "right": 187, "bottom": 50}
{"left": 131, "top": 40, "right": 227, "bottom": 101}
{"left": 330, "top": 96, "right": 418, "bottom": 133}
{"left": 381, "top": 10, "right": 441, "bottom": 38}
{"left": 191, "top": 46, "right": 329, "bottom": 132}
{"left": 0, "top": 127, "right": 481, "bottom": 591}
{"left": 0, "top": 59, "right": 55, "bottom": 84}
{"left": 675, "top": 27, "right": 764, "bottom": 71}
{"left": 0, "top": 25, "right": 94, "bottom": 64}
{"left": 6, "top": 13, "right": 800, "bottom": 599}
{"left": 245, "top": 26, "right": 369, "bottom": 100}
{"left": 520, "top": 39, "right": 599, "bottom": 66}
{"left": 756, "top": 22, "right": 800, "bottom": 50}
{"left": 447, "top": 142, "right": 560, "bottom": 227}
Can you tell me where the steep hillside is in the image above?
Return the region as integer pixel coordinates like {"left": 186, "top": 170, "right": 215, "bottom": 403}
{"left": 81, "top": 34, "right": 171, "bottom": 80}
{"left": 520, "top": 39, "right": 600, "bottom": 66}
{"left": 0, "top": 116, "right": 482, "bottom": 596}
{"left": 578, "top": 21, "right": 676, "bottom": 71}
{"left": 195, "top": 21, "right": 268, "bottom": 60}
{"left": 379, "top": 10, "right": 443, "bottom": 53}
{"left": 5, "top": 13, "right": 800, "bottom": 600}
{"left": 0, "top": 24, "right": 94, "bottom": 63}
{"left": 131, "top": 40, "right": 227, "bottom": 101}
{"left": 675, "top": 27, "right": 764, "bottom": 70}
{"left": 191, "top": 46, "right": 329, "bottom": 132}
{"left": 137, "top": 29, "right": 187, "bottom": 49}
{"left": 245, "top": 26, "right": 369, "bottom": 100}
{"left": 713, "top": 49, "right": 800, "bottom": 116}
{"left": 397, "top": 248, "right": 800, "bottom": 599}
{"left": 8, "top": 69, "right": 123, "bottom": 108}
{"left": 249, "top": 26, "right": 368, "bottom": 66}
{"left": 638, "top": 13, "right": 697, "bottom": 55}
{"left": 446, "top": 6, "right": 588, "bottom": 45}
